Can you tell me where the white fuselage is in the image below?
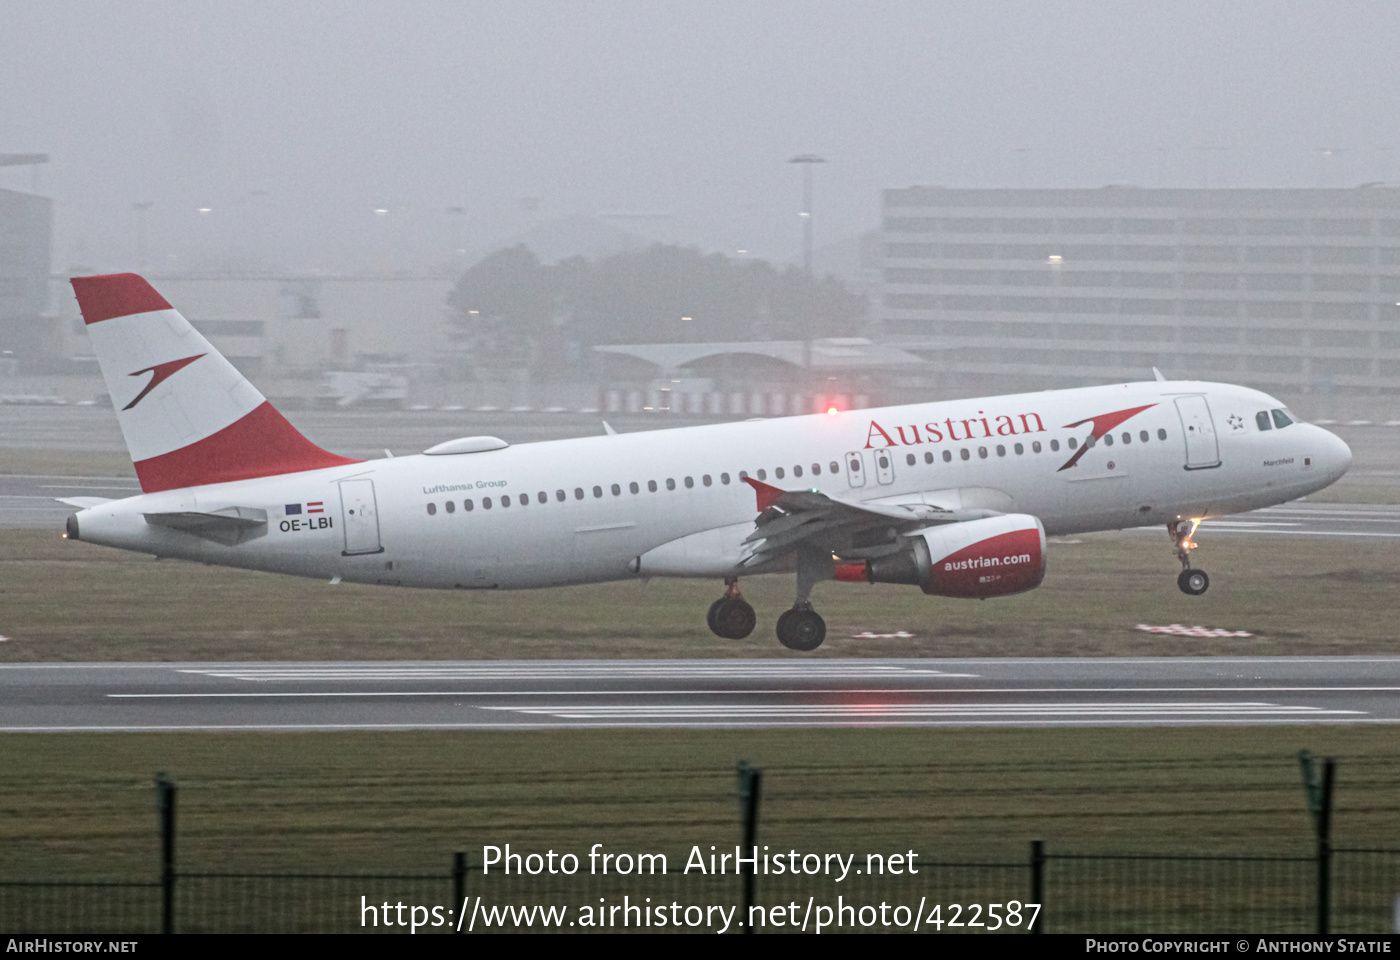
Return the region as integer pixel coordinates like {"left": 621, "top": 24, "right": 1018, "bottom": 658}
{"left": 71, "top": 379, "right": 1351, "bottom": 590}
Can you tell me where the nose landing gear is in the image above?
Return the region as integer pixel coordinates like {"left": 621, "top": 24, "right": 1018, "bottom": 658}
{"left": 1169, "top": 519, "right": 1209, "bottom": 596}
{"left": 707, "top": 576, "right": 756, "bottom": 639}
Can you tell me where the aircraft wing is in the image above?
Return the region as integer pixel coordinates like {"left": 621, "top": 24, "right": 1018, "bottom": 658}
{"left": 739, "top": 478, "right": 966, "bottom": 568}
{"left": 56, "top": 496, "right": 113, "bottom": 509}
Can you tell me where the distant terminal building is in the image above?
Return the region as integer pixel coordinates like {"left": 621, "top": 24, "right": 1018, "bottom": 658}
{"left": 0, "top": 176, "right": 54, "bottom": 366}
{"left": 881, "top": 186, "right": 1400, "bottom": 413}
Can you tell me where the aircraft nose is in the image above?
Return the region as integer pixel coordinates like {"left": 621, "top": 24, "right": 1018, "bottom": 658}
{"left": 1319, "top": 426, "right": 1352, "bottom": 479}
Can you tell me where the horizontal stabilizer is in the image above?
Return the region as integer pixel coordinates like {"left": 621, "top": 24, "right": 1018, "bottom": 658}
{"left": 144, "top": 507, "right": 269, "bottom": 546}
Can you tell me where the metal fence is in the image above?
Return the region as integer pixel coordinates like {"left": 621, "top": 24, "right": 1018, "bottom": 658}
{"left": 3, "top": 763, "right": 1399, "bottom": 934}
{"left": 5, "top": 847, "right": 1399, "bottom": 934}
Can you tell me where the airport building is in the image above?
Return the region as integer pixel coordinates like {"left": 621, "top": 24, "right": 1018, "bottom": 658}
{"left": 0, "top": 184, "right": 54, "bottom": 368}
{"left": 881, "top": 187, "right": 1400, "bottom": 415}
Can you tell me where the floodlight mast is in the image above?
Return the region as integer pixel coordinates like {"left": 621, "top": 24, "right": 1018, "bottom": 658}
{"left": 788, "top": 154, "right": 826, "bottom": 372}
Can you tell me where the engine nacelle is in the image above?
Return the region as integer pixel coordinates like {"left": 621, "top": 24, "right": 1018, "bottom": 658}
{"left": 853, "top": 514, "right": 1047, "bottom": 599}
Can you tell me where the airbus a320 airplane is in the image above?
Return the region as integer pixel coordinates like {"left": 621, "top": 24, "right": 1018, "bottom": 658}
{"left": 62, "top": 274, "right": 1352, "bottom": 651}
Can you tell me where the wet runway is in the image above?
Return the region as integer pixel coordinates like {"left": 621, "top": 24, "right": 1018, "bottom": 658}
{"left": 2, "top": 657, "right": 1396, "bottom": 731}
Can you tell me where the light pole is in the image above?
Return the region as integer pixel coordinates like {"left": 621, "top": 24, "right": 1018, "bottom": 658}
{"left": 788, "top": 154, "right": 826, "bottom": 370}
{"left": 133, "top": 202, "right": 153, "bottom": 273}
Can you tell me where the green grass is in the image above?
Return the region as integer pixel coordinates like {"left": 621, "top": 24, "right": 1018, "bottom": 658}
{"left": 1, "top": 727, "right": 1396, "bottom": 880}
{"left": 3, "top": 527, "right": 1399, "bottom": 660}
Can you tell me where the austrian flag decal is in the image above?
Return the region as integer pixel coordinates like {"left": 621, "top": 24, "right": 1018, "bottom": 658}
{"left": 284, "top": 501, "right": 325, "bottom": 515}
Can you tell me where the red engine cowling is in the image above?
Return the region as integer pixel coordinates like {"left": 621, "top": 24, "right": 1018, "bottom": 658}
{"left": 857, "top": 514, "right": 1047, "bottom": 599}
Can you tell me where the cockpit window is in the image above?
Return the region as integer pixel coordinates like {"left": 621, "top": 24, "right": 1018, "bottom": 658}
{"left": 1271, "top": 409, "right": 1293, "bottom": 429}
{"left": 1256, "top": 411, "right": 1273, "bottom": 431}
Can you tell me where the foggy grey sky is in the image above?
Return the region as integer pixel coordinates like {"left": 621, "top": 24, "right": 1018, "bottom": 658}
{"left": 3, "top": 1, "right": 1400, "bottom": 276}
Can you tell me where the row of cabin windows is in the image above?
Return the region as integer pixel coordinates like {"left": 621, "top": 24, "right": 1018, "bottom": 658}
{"left": 423, "top": 430, "right": 1175, "bottom": 516}
{"left": 424, "top": 461, "right": 849, "bottom": 516}
{"left": 900, "top": 428, "right": 1170, "bottom": 465}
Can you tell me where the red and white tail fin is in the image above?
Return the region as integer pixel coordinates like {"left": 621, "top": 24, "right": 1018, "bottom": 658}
{"left": 71, "top": 273, "right": 359, "bottom": 493}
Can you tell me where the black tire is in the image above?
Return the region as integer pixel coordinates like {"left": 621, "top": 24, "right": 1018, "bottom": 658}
{"left": 713, "top": 597, "right": 756, "bottom": 640}
{"left": 776, "top": 607, "right": 826, "bottom": 651}
{"left": 706, "top": 598, "right": 725, "bottom": 637}
{"left": 1177, "top": 568, "right": 1209, "bottom": 596}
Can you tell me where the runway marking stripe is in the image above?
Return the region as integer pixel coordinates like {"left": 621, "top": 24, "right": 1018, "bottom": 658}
{"left": 7, "top": 719, "right": 1400, "bottom": 732}
{"left": 105, "top": 686, "right": 1400, "bottom": 699}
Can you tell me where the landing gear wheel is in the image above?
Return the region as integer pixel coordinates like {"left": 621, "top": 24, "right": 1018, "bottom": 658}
{"left": 1177, "top": 568, "right": 1209, "bottom": 596}
{"left": 706, "top": 598, "right": 724, "bottom": 635}
{"left": 776, "top": 607, "right": 826, "bottom": 652}
{"left": 709, "top": 597, "right": 756, "bottom": 640}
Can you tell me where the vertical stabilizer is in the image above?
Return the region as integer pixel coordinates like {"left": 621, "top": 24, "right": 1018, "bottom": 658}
{"left": 71, "top": 273, "right": 359, "bottom": 492}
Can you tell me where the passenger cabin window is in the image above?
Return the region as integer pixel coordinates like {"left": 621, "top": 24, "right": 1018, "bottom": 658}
{"left": 811, "top": 464, "right": 821, "bottom": 475}
{"left": 1157, "top": 428, "right": 1167, "bottom": 440}
{"left": 1256, "top": 411, "right": 1273, "bottom": 431}
{"left": 593, "top": 486, "right": 603, "bottom": 498}
{"left": 1104, "top": 434, "right": 1114, "bottom": 446}
{"left": 519, "top": 494, "right": 529, "bottom": 505}
{"left": 1014, "top": 443, "right": 1024, "bottom": 454}
{"left": 667, "top": 478, "right": 676, "bottom": 490}
{"left": 1050, "top": 439, "right": 1061, "bottom": 451}
{"left": 996, "top": 445, "right": 1006, "bottom": 456}
{"left": 611, "top": 484, "right": 621, "bottom": 496}
{"left": 556, "top": 490, "right": 566, "bottom": 502}
{"left": 722, "top": 473, "right": 731, "bottom": 484}
{"left": 483, "top": 497, "right": 493, "bottom": 509}
{"left": 1068, "top": 438, "right": 1078, "bottom": 450}
{"left": 1121, "top": 432, "right": 1131, "bottom": 444}
{"left": 574, "top": 488, "right": 584, "bottom": 500}
{"left": 924, "top": 452, "right": 934, "bottom": 464}
{"left": 648, "top": 480, "right": 657, "bottom": 492}
{"left": 1271, "top": 409, "right": 1293, "bottom": 429}
{"left": 829, "top": 462, "right": 840, "bottom": 473}
{"left": 464, "top": 500, "right": 474, "bottom": 511}
{"left": 426, "top": 503, "right": 436, "bottom": 516}
{"left": 703, "top": 474, "right": 712, "bottom": 486}
{"left": 1139, "top": 431, "right": 1149, "bottom": 442}
{"left": 793, "top": 465, "right": 803, "bottom": 478}
{"left": 756, "top": 469, "right": 767, "bottom": 481}
{"left": 943, "top": 450, "right": 952, "bottom": 462}
{"left": 685, "top": 476, "right": 695, "bottom": 488}
{"left": 906, "top": 453, "right": 916, "bottom": 466}
{"left": 629, "top": 482, "right": 639, "bottom": 494}
{"left": 978, "top": 446, "right": 988, "bottom": 459}
{"left": 501, "top": 495, "right": 510, "bottom": 507}
{"left": 960, "top": 448, "right": 970, "bottom": 461}
{"left": 445, "top": 500, "right": 455, "bottom": 514}
{"left": 775, "top": 467, "right": 785, "bottom": 479}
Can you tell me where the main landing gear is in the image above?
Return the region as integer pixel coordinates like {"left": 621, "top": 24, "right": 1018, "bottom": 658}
{"left": 774, "top": 548, "right": 831, "bottom": 651}
{"left": 706, "top": 550, "right": 833, "bottom": 652}
{"left": 707, "top": 577, "right": 756, "bottom": 640}
{"left": 1168, "top": 519, "right": 1210, "bottom": 596}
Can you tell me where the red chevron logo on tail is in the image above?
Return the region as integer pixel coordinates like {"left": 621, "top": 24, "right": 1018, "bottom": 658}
{"left": 123, "top": 354, "right": 206, "bottom": 410}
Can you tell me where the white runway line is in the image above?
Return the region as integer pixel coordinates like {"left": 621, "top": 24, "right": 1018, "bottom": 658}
{"left": 178, "top": 664, "right": 977, "bottom": 681}
{"left": 482, "top": 701, "right": 1363, "bottom": 720}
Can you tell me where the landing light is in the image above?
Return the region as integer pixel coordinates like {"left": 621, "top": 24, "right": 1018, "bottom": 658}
{"left": 827, "top": 407, "right": 838, "bottom": 415}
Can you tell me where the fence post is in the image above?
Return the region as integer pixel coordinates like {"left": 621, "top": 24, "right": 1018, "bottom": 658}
{"left": 1299, "top": 751, "right": 1336, "bottom": 936}
{"left": 1318, "top": 758, "right": 1335, "bottom": 936}
{"left": 1030, "top": 840, "right": 1045, "bottom": 934}
{"left": 156, "top": 773, "right": 176, "bottom": 935}
{"left": 737, "top": 761, "right": 762, "bottom": 934}
{"left": 453, "top": 851, "right": 467, "bottom": 935}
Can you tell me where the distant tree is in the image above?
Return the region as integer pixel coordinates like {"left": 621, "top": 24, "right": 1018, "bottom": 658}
{"left": 447, "top": 243, "right": 866, "bottom": 374}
